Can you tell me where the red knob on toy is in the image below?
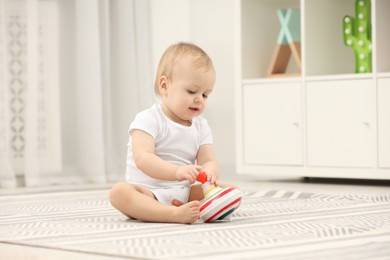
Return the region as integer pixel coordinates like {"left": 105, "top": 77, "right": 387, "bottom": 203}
{"left": 197, "top": 172, "right": 208, "bottom": 184}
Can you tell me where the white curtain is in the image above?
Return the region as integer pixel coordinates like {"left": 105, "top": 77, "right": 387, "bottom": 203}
{"left": 0, "top": 0, "right": 154, "bottom": 188}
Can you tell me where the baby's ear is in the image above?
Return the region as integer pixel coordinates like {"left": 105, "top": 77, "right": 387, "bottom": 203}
{"left": 158, "top": 76, "right": 168, "bottom": 94}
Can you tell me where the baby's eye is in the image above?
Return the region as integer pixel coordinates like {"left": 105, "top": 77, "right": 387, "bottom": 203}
{"left": 187, "top": 90, "right": 196, "bottom": 94}
{"left": 202, "top": 94, "right": 208, "bottom": 98}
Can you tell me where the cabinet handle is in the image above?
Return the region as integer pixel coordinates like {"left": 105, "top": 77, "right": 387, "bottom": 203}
{"left": 363, "top": 122, "right": 370, "bottom": 127}
{"left": 293, "top": 122, "right": 300, "bottom": 127}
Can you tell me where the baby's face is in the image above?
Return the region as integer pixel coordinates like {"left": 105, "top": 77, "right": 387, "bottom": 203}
{"left": 160, "top": 57, "right": 216, "bottom": 126}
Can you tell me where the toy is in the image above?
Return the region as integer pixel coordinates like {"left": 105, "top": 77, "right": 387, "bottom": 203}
{"left": 196, "top": 172, "right": 242, "bottom": 223}
{"left": 343, "top": 0, "right": 372, "bottom": 73}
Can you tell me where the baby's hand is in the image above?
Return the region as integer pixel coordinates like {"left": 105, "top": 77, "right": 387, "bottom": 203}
{"left": 175, "top": 165, "right": 202, "bottom": 184}
{"left": 204, "top": 171, "right": 219, "bottom": 185}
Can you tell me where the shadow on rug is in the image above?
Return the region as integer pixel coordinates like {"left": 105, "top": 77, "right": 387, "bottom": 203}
{"left": 0, "top": 189, "right": 390, "bottom": 259}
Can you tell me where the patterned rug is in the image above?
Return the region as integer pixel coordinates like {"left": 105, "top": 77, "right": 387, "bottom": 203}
{"left": 1, "top": 189, "right": 390, "bottom": 259}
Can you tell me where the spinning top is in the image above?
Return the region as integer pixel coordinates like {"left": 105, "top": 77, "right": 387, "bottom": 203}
{"left": 196, "top": 172, "right": 242, "bottom": 222}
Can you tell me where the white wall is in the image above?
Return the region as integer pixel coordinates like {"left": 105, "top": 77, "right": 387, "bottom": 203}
{"left": 151, "top": 0, "right": 237, "bottom": 178}
{"left": 150, "top": 0, "right": 190, "bottom": 73}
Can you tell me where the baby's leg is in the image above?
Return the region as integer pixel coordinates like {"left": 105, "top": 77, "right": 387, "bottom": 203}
{"left": 188, "top": 184, "right": 204, "bottom": 202}
{"left": 109, "top": 182, "right": 200, "bottom": 224}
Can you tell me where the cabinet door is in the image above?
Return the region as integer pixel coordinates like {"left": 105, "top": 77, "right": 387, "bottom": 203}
{"left": 243, "top": 82, "right": 302, "bottom": 165}
{"left": 306, "top": 79, "right": 373, "bottom": 167}
{"left": 378, "top": 78, "right": 390, "bottom": 168}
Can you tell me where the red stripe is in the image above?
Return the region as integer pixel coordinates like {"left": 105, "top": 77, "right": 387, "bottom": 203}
{"left": 200, "top": 187, "right": 235, "bottom": 211}
{"left": 205, "top": 197, "right": 242, "bottom": 222}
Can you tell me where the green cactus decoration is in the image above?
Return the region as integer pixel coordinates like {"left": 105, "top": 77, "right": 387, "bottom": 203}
{"left": 343, "top": 0, "right": 372, "bottom": 73}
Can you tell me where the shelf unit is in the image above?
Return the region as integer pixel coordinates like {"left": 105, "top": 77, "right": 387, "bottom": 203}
{"left": 235, "top": 0, "right": 390, "bottom": 180}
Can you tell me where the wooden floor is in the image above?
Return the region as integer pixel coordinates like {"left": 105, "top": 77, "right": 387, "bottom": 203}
{"left": 1, "top": 174, "right": 390, "bottom": 260}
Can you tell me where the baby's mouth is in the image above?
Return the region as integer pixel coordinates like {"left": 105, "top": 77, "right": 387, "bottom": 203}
{"left": 189, "top": 107, "right": 199, "bottom": 112}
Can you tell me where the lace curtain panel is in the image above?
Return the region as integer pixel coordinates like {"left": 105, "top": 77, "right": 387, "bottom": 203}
{"left": 0, "top": 0, "right": 153, "bottom": 188}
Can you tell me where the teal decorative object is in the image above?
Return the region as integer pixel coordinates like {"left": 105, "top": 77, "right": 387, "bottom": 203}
{"left": 277, "top": 9, "right": 301, "bottom": 45}
{"left": 343, "top": 0, "right": 372, "bottom": 73}
{"left": 268, "top": 8, "right": 301, "bottom": 76}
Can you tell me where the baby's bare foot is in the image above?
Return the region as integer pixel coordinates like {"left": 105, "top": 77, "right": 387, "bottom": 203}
{"left": 174, "top": 200, "right": 200, "bottom": 224}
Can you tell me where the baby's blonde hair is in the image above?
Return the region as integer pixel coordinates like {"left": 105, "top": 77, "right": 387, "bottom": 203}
{"left": 154, "top": 42, "right": 214, "bottom": 97}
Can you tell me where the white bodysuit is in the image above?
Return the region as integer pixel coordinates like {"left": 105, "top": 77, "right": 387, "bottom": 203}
{"left": 126, "top": 104, "right": 213, "bottom": 204}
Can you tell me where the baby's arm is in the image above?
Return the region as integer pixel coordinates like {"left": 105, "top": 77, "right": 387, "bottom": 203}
{"left": 196, "top": 144, "right": 220, "bottom": 184}
{"left": 132, "top": 129, "right": 200, "bottom": 183}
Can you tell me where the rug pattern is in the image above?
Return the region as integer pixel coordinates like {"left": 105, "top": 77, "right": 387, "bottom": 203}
{"left": 0, "top": 189, "right": 390, "bottom": 259}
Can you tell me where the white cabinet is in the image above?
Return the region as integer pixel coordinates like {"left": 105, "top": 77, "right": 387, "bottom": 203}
{"left": 235, "top": 0, "right": 390, "bottom": 180}
{"left": 306, "top": 79, "right": 373, "bottom": 168}
{"left": 243, "top": 81, "right": 302, "bottom": 166}
{"left": 378, "top": 78, "right": 390, "bottom": 168}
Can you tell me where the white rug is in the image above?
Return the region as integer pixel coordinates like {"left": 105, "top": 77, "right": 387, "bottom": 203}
{"left": 0, "top": 189, "right": 390, "bottom": 259}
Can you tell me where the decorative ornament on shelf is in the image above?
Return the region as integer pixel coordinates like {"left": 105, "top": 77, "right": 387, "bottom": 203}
{"left": 343, "top": 0, "right": 372, "bottom": 73}
{"left": 196, "top": 172, "right": 242, "bottom": 223}
{"left": 268, "top": 8, "right": 301, "bottom": 77}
